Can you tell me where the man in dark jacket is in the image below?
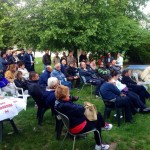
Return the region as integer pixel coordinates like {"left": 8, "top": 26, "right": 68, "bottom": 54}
{"left": 0, "top": 51, "right": 10, "bottom": 72}
{"left": 79, "top": 62, "right": 104, "bottom": 96}
{"left": 18, "top": 48, "right": 25, "bottom": 62}
{"left": 39, "top": 66, "right": 52, "bottom": 87}
{"left": 42, "top": 50, "right": 51, "bottom": 70}
{"left": 65, "top": 62, "right": 80, "bottom": 88}
{"left": 23, "top": 49, "right": 35, "bottom": 72}
{"left": 121, "top": 69, "right": 150, "bottom": 104}
{"left": 60, "top": 59, "right": 67, "bottom": 74}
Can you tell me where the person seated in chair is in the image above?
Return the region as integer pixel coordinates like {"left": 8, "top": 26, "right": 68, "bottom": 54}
{"left": 55, "top": 85, "right": 112, "bottom": 150}
{"left": 111, "top": 71, "right": 150, "bottom": 113}
{"left": 100, "top": 75, "right": 133, "bottom": 123}
{"left": 60, "top": 59, "right": 67, "bottom": 74}
{"left": 51, "top": 63, "right": 72, "bottom": 90}
{"left": 18, "top": 62, "right": 29, "bottom": 79}
{"left": 14, "top": 71, "right": 28, "bottom": 94}
{"left": 65, "top": 62, "right": 80, "bottom": 88}
{"left": 97, "top": 62, "right": 110, "bottom": 78}
{"left": 39, "top": 65, "right": 52, "bottom": 87}
{"left": 109, "top": 60, "right": 121, "bottom": 74}
{"left": 79, "top": 62, "right": 104, "bottom": 97}
{"left": 121, "top": 69, "right": 150, "bottom": 104}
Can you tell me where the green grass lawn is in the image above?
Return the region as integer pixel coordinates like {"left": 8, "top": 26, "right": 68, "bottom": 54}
{"left": 1, "top": 57, "right": 150, "bottom": 150}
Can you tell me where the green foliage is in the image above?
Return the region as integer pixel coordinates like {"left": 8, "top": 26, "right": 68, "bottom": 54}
{"left": 0, "top": 0, "right": 150, "bottom": 63}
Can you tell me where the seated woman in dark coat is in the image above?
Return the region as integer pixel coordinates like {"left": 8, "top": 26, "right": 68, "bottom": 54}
{"left": 14, "top": 71, "right": 28, "bottom": 94}
{"left": 55, "top": 85, "right": 112, "bottom": 150}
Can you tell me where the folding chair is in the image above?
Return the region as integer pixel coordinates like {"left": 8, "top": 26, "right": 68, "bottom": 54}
{"left": 55, "top": 110, "right": 101, "bottom": 150}
{"left": 102, "top": 98, "right": 124, "bottom": 127}
{"left": 79, "top": 76, "right": 93, "bottom": 97}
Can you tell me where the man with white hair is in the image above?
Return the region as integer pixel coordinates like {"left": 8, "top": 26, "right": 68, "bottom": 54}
{"left": 51, "top": 63, "right": 72, "bottom": 89}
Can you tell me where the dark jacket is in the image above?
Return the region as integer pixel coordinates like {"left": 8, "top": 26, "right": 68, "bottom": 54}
{"left": 43, "top": 90, "right": 56, "bottom": 108}
{"left": 100, "top": 82, "right": 121, "bottom": 100}
{"left": 109, "top": 65, "right": 121, "bottom": 74}
{"left": 18, "top": 53, "right": 24, "bottom": 62}
{"left": 79, "top": 68, "right": 97, "bottom": 82}
{"left": 65, "top": 66, "right": 76, "bottom": 77}
{"left": 60, "top": 63, "right": 67, "bottom": 74}
{"left": 55, "top": 100, "right": 86, "bottom": 129}
{"left": 104, "top": 56, "right": 114, "bottom": 65}
{"left": 121, "top": 76, "right": 137, "bottom": 87}
{"left": 79, "top": 54, "right": 87, "bottom": 62}
{"left": 39, "top": 70, "right": 51, "bottom": 86}
{"left": 14, "top": 78, "right": 28, "bottom": 91}
{"left": 42, "top": 54, "right": 51, "bottom": 65}
{"left": 27, "top": 80, "right": 45, "bottom": 107}
{"left": 23, "top": 53, "right": 34, "bottom": 72}
{"left": 0, "top": 57, "right": 10, "bottom": 72}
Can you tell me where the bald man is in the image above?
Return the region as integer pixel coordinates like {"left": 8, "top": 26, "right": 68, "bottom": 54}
{"left": 39, "top": 65, "right": 53, "bottom": 87}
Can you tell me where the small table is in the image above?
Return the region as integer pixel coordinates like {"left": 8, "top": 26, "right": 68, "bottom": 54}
{"left": 0, "top": 97, "right": 27, "bottom": 143}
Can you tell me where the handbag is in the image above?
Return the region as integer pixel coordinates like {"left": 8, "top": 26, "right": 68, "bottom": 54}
{"left": 0, "top": 77, "right": 9, "bottom": 88}
{"left": 84, "top": 102, "right": 97, "bottom": 121}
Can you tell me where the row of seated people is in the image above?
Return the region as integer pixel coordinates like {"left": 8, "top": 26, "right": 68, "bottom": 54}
{"left": 100, "top": 71, "right": 150, "bottom": 123}
{"left": 27, "top": 71, "right": 150, "bottom": 149}
{"left": 27, "top": 72, "right": 112, "bottom": 150}
{"left": 0, "top": 62, "right": 29, "bottom": 95}
{"left": 38, "top": 58, "right": 121, "bottom": 97}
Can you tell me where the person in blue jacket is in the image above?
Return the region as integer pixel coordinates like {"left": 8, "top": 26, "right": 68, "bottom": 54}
{"left": 23, "top": 49, "right": 35, "bottom": 72}
{"left": 100, "top": 75, "right": 133, "bottom": 123}
{"left": 51, "top": 63, "right": 72, "bottom": 89}
{"left": 39, "top": 66, "right": 52, "bottom": 87}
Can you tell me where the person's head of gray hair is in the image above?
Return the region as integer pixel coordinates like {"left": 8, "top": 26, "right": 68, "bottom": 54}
{"left": 47, "top": 77, "right": 59, "bottom": 89}
{"left": 54, "top": 63, "right": 61, "bottom": 71}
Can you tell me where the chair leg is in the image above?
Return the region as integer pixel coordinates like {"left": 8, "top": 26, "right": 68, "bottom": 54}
{"left": 116, "top": 108, "right": 121, "bottom": 127}
{"left": 72, "top": 136, "right": 76, "bottom": 150}
{"left": 79, "top": 84, "right": 85, "bottom": 93}
{"left": 104, "top": 107, "right": 111, "bottom": 120}
{"left": 56, "top": 118, "right": 64, "bottom": 140}
{"left": 9, "top": 120, "right": 19, "bottom": 133}
{"left": 91, "top": 85, "right": 93, "bottom": 97}
{"left": 0, "top": 121, "right": 2, "bottom": 143}
{"left": 59, "top": 131, "right": 68, "bottom": 150}
{"left": 96, "top": 130, "right": 102, "bottom": 149}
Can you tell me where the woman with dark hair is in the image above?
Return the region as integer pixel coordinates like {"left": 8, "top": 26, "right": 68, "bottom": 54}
{"left": 14, "top": 71, "right": 28, "bottom": 94}
{"left": 18, "top": 61, "right": 29, "bottom": 79}
{"left": 55, "top": 85, "right": 112, "bottom": 150}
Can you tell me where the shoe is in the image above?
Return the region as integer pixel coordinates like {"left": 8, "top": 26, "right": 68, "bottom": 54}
{"left": 96, "top": 95, "right": 99, "bottom": 98}
{"left": 95, "top": 144, "right": 110, "bottom": 150}
{"left": 102, "top": 122, "right": 113, "bottom": 131}
{"left": 114, "top": 114, "right": 123, "bottom": 119}
{"left": 140, "top": 108, "right": 150, "bottom": 113}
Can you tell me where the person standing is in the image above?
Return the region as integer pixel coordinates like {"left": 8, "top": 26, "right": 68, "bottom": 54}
{"left": 53, "top": 52, "right": 60, "bottom": 65}
{"left": 67, "top": 51, "right": 77, "bottom": 65}
{"left": 42, "top": 50, "right": 51, "bottom": 70}
{"left": 104, "top": 53, "right": 114, "bottom": 66}
{"left": 23, "top": 48, "right": 35, "bottom": 72}
{"left": 18, "top": 48, "right": 25, "bottom": 62}
{"left": 116, "top": 53, "right": 123, "bottom": 70}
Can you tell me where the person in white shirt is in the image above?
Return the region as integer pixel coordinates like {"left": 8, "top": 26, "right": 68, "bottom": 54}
{"left": 116, "top": 53, "right": 123, "bottom": 69}
{"left": 18, "top": 62, "right": 29, "bottom": 79}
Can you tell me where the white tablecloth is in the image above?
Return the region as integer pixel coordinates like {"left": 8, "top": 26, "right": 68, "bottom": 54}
{"left": 0, "top": 97, "right": 27, "bottom": 121}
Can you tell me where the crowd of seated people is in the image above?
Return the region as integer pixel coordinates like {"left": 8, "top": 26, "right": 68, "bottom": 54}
{"left": 1, "top": 49, "right": 150, "bottom": 149}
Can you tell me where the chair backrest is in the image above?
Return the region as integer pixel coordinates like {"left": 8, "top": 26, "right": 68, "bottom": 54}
{"left": 80, "top": 76, "right": 87, "bottom": 84}
{"left": 55, "top": 110, "right": 70, "bottom": 130}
